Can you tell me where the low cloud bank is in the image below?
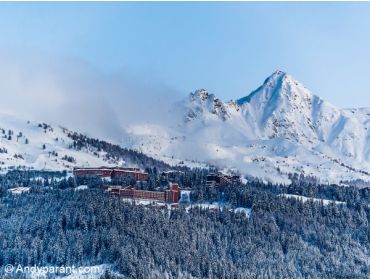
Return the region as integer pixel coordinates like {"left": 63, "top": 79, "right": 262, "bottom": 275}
{"left": 0, "top": 51, "right": 181, "bottom": 143}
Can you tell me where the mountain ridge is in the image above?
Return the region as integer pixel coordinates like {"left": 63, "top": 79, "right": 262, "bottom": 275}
{"left": 1, "top": 70, "right": 369, "bottom": 184}
{"left": 126, "top": 70, "right": 370, "bottom": 184}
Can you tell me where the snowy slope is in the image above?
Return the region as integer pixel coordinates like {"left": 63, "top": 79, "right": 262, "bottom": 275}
{"left": 125, "top": 70, "right": 370, "bottom": 184}
{"left": 279, "top": 194, "right": 346, "bottom": 206}
{"left": 0, "top": 112, "right": 125, "bottom": 172}
{"left": 1, "top": 70, "right": 370, "bottom": 184}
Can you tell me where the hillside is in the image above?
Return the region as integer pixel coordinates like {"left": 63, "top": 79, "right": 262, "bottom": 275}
{"left": 125, "top": 71, "right": 370, "bottom": 184}
{"left": 0, "top": 112, "right": 172, "bottom": 173}
{"left": 1, "top": 70, "right": 370, "bottom": 184}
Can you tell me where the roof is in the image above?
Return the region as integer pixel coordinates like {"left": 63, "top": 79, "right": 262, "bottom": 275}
{"left": 73, "top": 167, "right": 147, "bottom": 174}
{"left": 8, "top": 187, "right": 31, "bottom": 194}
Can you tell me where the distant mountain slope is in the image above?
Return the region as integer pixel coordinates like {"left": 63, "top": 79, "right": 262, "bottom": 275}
{"left": 0, "top": 112, "right": 173, "bottom": 173}
{"left": 126, "top": 70, "right": 370, "bottom": 184}
{"left": 2, "top": 70, "right": 370, "bottom": 184}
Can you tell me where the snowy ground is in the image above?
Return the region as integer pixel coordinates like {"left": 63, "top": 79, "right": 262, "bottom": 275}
{"left": 118, "top": 196, "right": 252, "bottom": 218}
{"left": 75, "top": 185, "right": 88, "bottom": 191}
{"left": 0, "top": 112, "right": 125, "bottom": 173}
{"left": 185, "top": 201, "right": 252, "bottom": 218}
{"left": 279, "top": 194, "right": 346, "bottom": 206}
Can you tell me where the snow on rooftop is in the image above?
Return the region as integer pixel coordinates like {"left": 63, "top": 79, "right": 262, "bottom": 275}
{"left": 75, "top": 185, "right": 88, "bottom": 191}
{"left": 8, "top": 186, "right": 31, "bottom": 194}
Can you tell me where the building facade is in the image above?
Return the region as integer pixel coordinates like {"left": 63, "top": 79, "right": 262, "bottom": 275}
{"left": 107, "top": 183, "right": 181, "bottom": 203}
{"left": 206, "top": 173, "right": 240, "bottom": 187}
{"left": 73, "top": 167, "right": 148, "bottom": 181}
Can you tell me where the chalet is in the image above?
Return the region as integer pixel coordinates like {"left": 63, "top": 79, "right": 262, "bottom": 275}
{"left": 107, "top": 183, "right": 181, "bottom": 203}
{"left": 73, "top": 167, "right": 148, "bottom": 181}
{"left": 161, "top": 170, "right": 185, "bottom": 180}
{"left": 206, "top": 173, "right": 240, "bottom": 187}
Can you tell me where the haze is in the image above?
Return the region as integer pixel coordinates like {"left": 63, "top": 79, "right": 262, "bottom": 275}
{"left": 0, "top": 2, "right": 370, "bottom": 141}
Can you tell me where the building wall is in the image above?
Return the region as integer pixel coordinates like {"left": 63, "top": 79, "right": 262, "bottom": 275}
{"left": 119, "top": 188, "right": 166, "bottom": 202}
{"left": 166, "top": 183, "right": 180, "bottom": 203}
{"left": 73, "top": 167, "right": 148, "bottom": 181}
{"left": 74, "top": 168, "right": 113, "bottom": 177}
{"left": 108, "top": 183, "right": 181, "bottom": 203}
{"left": 206, "top": 173, "right": 240, "bottom": 187}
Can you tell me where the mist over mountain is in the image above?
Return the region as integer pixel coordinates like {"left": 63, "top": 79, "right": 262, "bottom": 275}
{"left": 0, "top": 55, "right": 369, "bottom": 184}
{"left": 0, "top": 51, "right": 181, "bottom": 143}
{"left": 126, "top": 70, "right": 370, "bottom": 184}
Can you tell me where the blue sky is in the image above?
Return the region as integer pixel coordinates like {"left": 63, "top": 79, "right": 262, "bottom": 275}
{"left": 1, "top": 2, "right": 370, "bottom": 108}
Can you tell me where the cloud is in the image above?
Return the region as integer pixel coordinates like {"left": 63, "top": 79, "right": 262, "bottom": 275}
{"left": 0, "top": 50, "right": 182, "bottom": 143}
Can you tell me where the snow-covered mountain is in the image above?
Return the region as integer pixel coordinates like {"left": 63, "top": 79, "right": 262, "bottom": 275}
{"left": 0, "top": 112, "right": 173, "bottom": 173}
{"left": 0, "top": 112, "right": 120, "bottom": 172}
{"left": 1, "top": 70, "right": 369, "bottom": 184}
{"left": 126, "top": 70, "right": 370, "bottom": 184}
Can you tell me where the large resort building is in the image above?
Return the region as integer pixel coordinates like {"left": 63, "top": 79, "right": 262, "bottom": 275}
{"left": 107, "top": 183, "right": 181, "bottom": 204}
{"left": 73, "top": 166, "right": 181, "bottom": 204}
{"left": 73, "top": 167, "right": 148, "bottom": 181}
{"left": 206, "top": 173, "right": 240, "bottom": 187}
{"left": 74, "top": 167, "right": 238, "bottom": 204}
